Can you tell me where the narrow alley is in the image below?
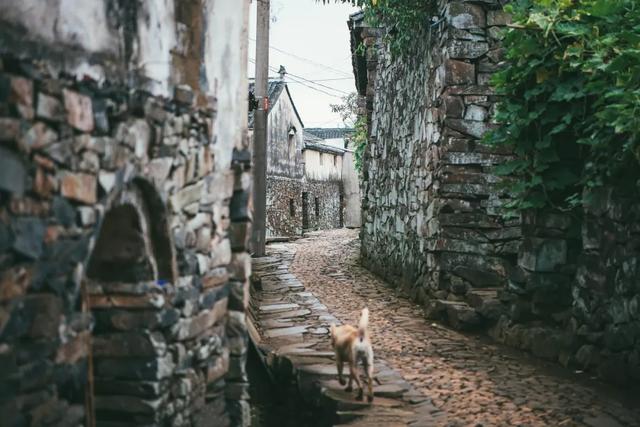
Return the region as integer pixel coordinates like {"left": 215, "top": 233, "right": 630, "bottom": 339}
{"left": 250, "top": 229, "right": 640, "bottom": 427}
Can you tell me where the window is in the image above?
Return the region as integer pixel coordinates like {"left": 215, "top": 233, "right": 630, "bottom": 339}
{"left": 314, "top": 197, "right": 320, "bottom": 217}
{"left": 319, "top": 153, "right": 323, "bottom": 166}
{"left": 289, "top": 199, "right": 295, "bottom": 217}
{"left": 333, "top": 155, "right": 337, "bottom": 167}
{"left": 288, "top": 127, "right": 296, "bottom": 160}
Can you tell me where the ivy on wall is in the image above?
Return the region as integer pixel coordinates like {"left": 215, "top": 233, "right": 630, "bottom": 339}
{"left": 321, "top": 0, "right": 434, "bottom": 55}
{"left": 486, "top": 0, "right": 640, "bottom": 211}
{"left": 351, "top": 117, "right": 368, "bottom": 172}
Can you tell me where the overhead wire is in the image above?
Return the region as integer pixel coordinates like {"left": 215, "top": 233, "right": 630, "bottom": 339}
{"left": 249, "top": 58, "right": 348, "bottom": 98}
{"left": 249, "top": 37, "right": 353, "bottom": 77}
{"left": 284, "top": 70, "right": 350, "bottom": 95}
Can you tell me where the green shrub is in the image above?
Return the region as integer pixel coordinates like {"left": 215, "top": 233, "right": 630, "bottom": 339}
{"left": 486, "top": 0, "right": 640, "bottom": 211}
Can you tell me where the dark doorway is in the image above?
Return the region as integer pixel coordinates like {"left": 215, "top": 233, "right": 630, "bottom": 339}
{"left": 314, "top": 197, "right": 320, "bottom": 218}
{"left": 302, "top": 192, "right": 310, "bottom": 230}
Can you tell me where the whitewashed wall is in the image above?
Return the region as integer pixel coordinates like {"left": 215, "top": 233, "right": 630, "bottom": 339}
{"left": 205, "top": 0, "right": 251, "bottom": 171}
{"left": 304, "top": 150, "right": 343, "bottom": 181}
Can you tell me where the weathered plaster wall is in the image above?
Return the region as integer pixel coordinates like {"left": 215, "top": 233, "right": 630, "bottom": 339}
{"left": 0, "top": 0, "right": 120, "bottom": 55}
{"left": 0, "top": 1, "right": 252, "bottom": 425}
{"left": 0, "top": 0, "right": 247, "bottom": 100}
{"left": 266, "top": 90, "right": 304, "bottom": 179}
{"left": 135, "top": 0, "right": 177, "bottom": 95}
{"left": 341, "top": 151, "right": 362, "bottom": 228}
{"left": 303, "top": 150, "right": 342, "bottom": 182}
{"left": 204, "top": 0, "right": 251, "bottom": 171}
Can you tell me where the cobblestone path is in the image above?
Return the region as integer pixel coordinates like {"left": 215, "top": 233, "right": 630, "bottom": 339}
{"left": 288, "top": 229, "right": 640, "bottom": 427}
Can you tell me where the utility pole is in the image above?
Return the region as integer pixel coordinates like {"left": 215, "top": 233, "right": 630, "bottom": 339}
{"left": 252, "top": 0, "right": 270, "bottom": 257}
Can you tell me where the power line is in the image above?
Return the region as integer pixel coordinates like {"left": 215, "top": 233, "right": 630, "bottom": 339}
{"left": 286, "top": 75, "right": 343, "bottom": 98}
{"left": 249, "top": 37, "right": 353, "bottom": 77}
{"left": 248, "top": 76, "right": 352, "bottom": 83}
{"left": 285, "top": 70, "right": 350, "bottom": 95}
{"left": 249, "top": 58, "right": 347, "bottom": 98}
{"left": 266, "top": 64, "right": 344, "bottom": 98}
{"left": 287, "top": 77, "right": 353, "bottom": 83}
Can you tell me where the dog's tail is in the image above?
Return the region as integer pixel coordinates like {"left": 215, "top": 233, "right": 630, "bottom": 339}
{"left": 358, "top": 307, "right": 369, "bottom": 340}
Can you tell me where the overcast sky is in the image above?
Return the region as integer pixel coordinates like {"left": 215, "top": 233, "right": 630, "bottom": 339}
{"left": 248, "top": 0, "right": 359, "bottom": 128}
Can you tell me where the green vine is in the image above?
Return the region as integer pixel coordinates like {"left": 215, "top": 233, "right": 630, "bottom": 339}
{"left": 322, "top": 0, "right": 436, "bottom": 55}
{"left": 485, "top": 0, "right": 640, "bottom": 212}
{"left": 351, "top": 116, "right": 368, "bottom": 173}
{"left": 363, "top": 0, "right": 435, "bottom": 56}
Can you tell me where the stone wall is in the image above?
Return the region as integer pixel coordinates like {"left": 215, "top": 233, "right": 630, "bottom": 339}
{"left": 265, "top": 177, "right": 343, "bottom": 238}
{"left": 0, "top": 1, "right": 252, "bottom": 425}
{"left": 266, "top": 176, "right": 304, "bottom": 238}
{"left": 491, "top": 191, "right": 640, "bottom": 385}
{"left": 305, "top": 180, "right": 343, "bottom": 231}
{"left": 357, "top": 1, "right": 517, "bottom": 326}
{"left": 354, "top": 1, "right": 640, "bottom": 384}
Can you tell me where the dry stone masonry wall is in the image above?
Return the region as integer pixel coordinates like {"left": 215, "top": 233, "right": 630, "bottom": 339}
{"left": 491, "top": 194, "right": 640, "bottom": 386}
{"left": 266, "top": 177, "right": 305, "bottom": 238}
{"left": 0, "top": 1, "right": 252, "bottom": 425}
{"left": 266, "top": 178, "right": 343, "bottom": 238}
{"left": 359, "top": 0, "right": 517, "bottom": 327}
{"left": 357, "top": 0, "right": 640, "bottom": 384}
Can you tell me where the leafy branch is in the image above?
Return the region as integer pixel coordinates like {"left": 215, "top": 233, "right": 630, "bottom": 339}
{"left": 486, "top": 0, "right": 640, "bottom": 212}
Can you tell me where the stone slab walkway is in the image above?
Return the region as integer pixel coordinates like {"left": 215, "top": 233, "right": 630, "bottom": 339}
{"left": 249, "top": 245, "right": 446, "bottom": 426}
{"left": 286, "top": 229, "right": 640, "bottom": 427}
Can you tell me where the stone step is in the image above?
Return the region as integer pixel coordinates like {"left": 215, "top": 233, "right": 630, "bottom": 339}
{"left": 425, "top": 299, "right": 482, "bottom": 331}
{"left": 466, "top": 288, "right": 504, "bottom": 320}
{"left": 466, "top": 288, "right": 499, "bottom": 308}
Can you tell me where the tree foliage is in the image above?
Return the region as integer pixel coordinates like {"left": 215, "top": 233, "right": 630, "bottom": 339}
{"left": 330, "top": 92, "right": 358, "bottom": 127}
{"left": 330, "top": 92, "right": 366, "bottom": 172}
{"left": 351, "top": 117, "right": 368, "bottom": 173}
{"left": 486, "top": 0, "right": 640, "bottom": 212}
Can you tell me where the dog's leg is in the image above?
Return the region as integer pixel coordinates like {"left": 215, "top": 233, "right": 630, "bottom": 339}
{"left": 337, "top": 355, "right": 346, "bottom": 386}
{"left": 345, "top": 360, "right": 355, "bottom": 392}
{"left": 352, "top": 361, "right": 364, "bottom": 400}
{"left": 365, "top": 358, "right": 374, "bottom": 402}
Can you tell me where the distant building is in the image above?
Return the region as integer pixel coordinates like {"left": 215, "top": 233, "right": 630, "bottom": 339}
{"left": 249, "top": 80, "right": 360, "bottom": 237}
{"left": 305, "top": 127, "right": 354, "bottom": 149}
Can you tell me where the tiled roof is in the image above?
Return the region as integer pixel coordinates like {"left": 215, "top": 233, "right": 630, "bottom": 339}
{"left": 248, "top": 80, "right": 304, "bottom": 128}
{"left": 304, "top": 128, "right": 354, "bottom": 140}
{"left": 303, "top": 131, "right": 346, "bottom": 155}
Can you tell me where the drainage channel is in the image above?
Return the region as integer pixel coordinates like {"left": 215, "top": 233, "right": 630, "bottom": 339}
{"left": 247, "top": 344, "right": 320, "bottom": 427}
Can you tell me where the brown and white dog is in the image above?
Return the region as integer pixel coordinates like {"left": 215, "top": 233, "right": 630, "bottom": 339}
{"left": 329, "top": 308, "right": 374, "bottom": 402}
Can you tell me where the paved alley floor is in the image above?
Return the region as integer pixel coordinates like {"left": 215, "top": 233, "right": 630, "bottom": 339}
{"left": 287, "top": 229, "right": 640, "bottom": 427}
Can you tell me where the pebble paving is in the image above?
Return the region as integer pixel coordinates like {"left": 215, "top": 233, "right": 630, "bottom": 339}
{"left": 250, "top": 244, "right": 446, "bottom": 426}
{"left": 286, "top": 229, "right": 640, "bottom": 427}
